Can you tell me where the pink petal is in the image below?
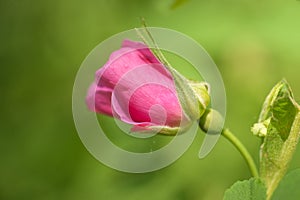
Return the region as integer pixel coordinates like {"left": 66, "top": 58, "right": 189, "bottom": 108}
{"left": 87, "top": 39, "right": 184, "bottom": 129}
{"left": 89, "top": 40, "right": 173, "bottom": 116}
{"left": 129, "top": 84, "right": 182, "bottom": 127}
{"left": 86, "top": 82, "right": 113, "bottom": 115}
{"left": 95, "top": 40, "right": 161, "bottom": 86}
{"left": 111, "top": 64, "right": 182, "bottom": 127}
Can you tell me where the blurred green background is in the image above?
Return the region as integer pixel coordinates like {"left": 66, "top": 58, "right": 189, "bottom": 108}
{"left": 1, "top": 0, "right": 300, "bottom": 199}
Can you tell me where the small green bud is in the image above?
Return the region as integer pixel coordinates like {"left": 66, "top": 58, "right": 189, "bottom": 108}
{"left": 251, "top": 118, "right": 270, "bottom": 137}
{"left": 199, "top": 109, "right": 224, "bottom": 134}
{"left": 189, "top": 81, "right": 210, "bottom": 117}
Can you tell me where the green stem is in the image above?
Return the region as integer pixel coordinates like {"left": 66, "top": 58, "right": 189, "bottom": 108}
{"left": 221, "top": 128, "right": 259, "bottom": 178}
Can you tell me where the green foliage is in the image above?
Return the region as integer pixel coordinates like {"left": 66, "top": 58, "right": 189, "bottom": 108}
{"left": 272, "top": 168, "right": 300, "bottom": 200}
{"left": 253, "top": 80, "right": 300, "bottom": 199}
{"left": 223, "top": 178, "right": 266, "bottom": 200}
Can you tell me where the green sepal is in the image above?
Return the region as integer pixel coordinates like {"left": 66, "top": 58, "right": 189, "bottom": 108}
{"left": 131, "top": 125, "right": 188, "bottom": 136}
{"left": 162, "top": 65, "right": 204, "bottom": 121}
{"left": 189, "top": 81, "right": 210, "bottom": 117}
{"left": 135, "top": 26, "right": 210, "bottom": 122}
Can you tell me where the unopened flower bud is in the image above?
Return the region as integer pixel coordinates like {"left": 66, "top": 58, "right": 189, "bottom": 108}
{"left": 86, "top": 39, "right": 212, "bottom": 135}
{"left": 199, "top": 109, "right": 224, "bottom": 134}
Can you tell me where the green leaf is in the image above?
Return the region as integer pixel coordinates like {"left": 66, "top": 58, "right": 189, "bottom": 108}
{"left": 272, "top": 168, "right": 300, "bottom": 200}
{"left": 223, "top": 178, "right": 266, "bottom": 200}
{"left": 252, "top": 80, "right": 300, "bottom": 199}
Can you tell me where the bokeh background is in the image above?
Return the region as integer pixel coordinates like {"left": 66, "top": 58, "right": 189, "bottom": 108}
{"left": 1, "top": 0, "right": 300, "bottom": 199}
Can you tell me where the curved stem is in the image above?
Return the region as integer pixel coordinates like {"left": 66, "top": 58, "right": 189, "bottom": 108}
{"left": 221, "top": 128, "right": 259, "bottom": 178}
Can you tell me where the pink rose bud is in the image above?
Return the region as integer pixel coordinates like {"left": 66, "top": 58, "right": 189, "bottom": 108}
{"left": 86, "top": 39, "right": 209, "bottom": 135}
